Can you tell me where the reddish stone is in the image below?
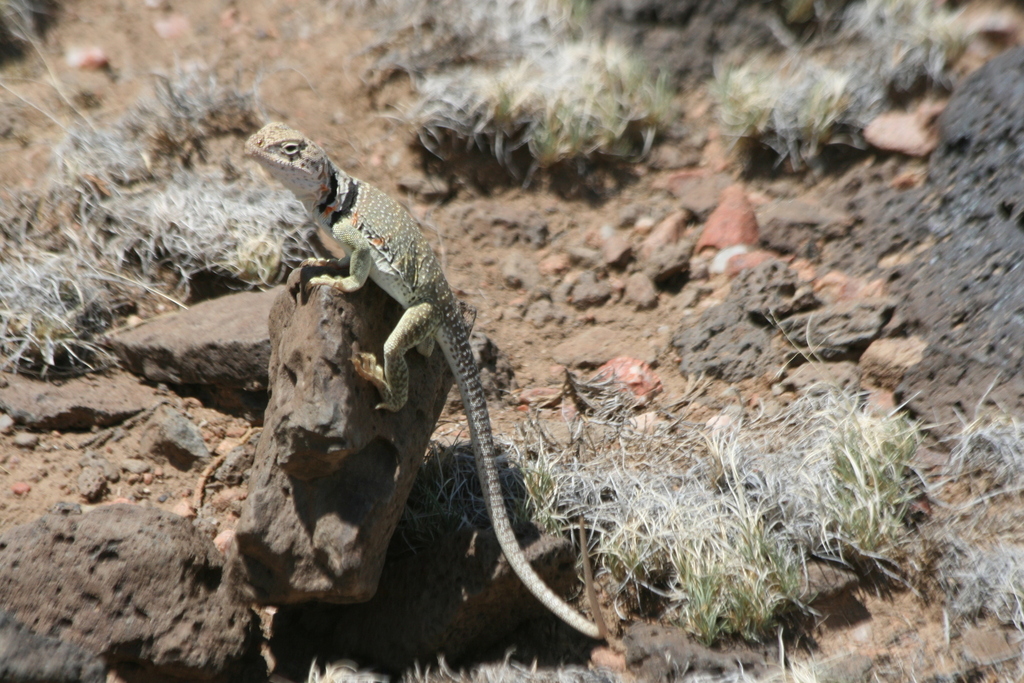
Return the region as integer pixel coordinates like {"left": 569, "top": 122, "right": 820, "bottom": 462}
{"left": 639, "top": 211, "right": 689, "bottom": 261}
{"left": 10, "top": 482, "right": 31, "bottom": 496}
{"left": 538, "top": 253, "right": 571, "bottom": 276}
{"left": 602, "top": 234, "right": 633, "bottom": 268}
{"left": 724, "top": 249, "right": 776, "bottom": 277}
{"left": 863, "top": 110, "right": 939, "bottom": 157}
{"left": 696, "top": 185, "right": 759, "bottom": 252}
{"left": 518, "top": 386, "right": 563, "bottom": 407}
{"left": 592, "top": 357, "right": 663, "bottom": 399}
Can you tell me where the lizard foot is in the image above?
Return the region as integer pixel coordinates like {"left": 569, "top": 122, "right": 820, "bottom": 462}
{"left": 351, "top": 352, "right": 402, "bottom": 411}
{"left": 306, "top": 274, "right": 361, "bottom": 293}
{"left": 300, "top": 257, "right": 346, "bottom": 269}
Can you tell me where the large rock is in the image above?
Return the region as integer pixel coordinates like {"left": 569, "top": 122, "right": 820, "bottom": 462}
{"left": 0, "top": 609, "right": 106, "bottom": 683}
{"left": 777, "top": 298, "right": 894, "bottom": 360}
{"left": 108, "top": 288, "right": 278, "bottom": 390}
{"left": 0, "top": 505, "right": 257, "bottom": 680}
{"left": 673, "top": 302, "right": 781, "bottom": 382}
{"left": 269, "top": 527, "right": 579, "bottom": 673}
{"left": 836, "top": 48, "right": 1024, "bottom": 429}
{"left": 228, "top": 269, "right": 453, "bottom": 604}
{"left": 0, "top": 370, "right": 160, "bottom": 430}
{"left": 672, "top": 261, "right": 815, "bottom": 382}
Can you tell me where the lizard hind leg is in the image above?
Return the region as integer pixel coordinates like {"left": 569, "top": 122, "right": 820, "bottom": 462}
{"left": 352, "top": 301, "right": 439, "bottom": 412}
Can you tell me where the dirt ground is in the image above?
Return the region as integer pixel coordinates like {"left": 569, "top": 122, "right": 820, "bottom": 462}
{"left": 1, "top": 0, "right": 1022, "bottom": 681}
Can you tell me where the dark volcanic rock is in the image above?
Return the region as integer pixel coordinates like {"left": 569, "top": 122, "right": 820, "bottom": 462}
{"left": 731, "top": 259, "right": 819, "bottom": 321}
{"left": 841, "top": 47, "right": 1024, "bottom": 429}
{"left": 108, "top": 287, "right": 278, "bottom": 390}
{"left": 270, "top": 527, "right": 578, "bottom": 673}
{"left": 0, "top": 609, "right": 106, "bottom": 683}
{"left": 139, "top": 405, "right": 210, "bottom": 470}
{"left": 0, "top": 370, "right": 159, "bottom": 431}
{"left": 673, "top": 302, "right": 781, "bottom": 382}
{"left": 0, "top": 506, "right": 257, "bottom": 681}
{"left": 778, "top": 298, "right": 894, "bottom": 360}
{"left": 228, "top": 269, "right": 453, "bottom": 604}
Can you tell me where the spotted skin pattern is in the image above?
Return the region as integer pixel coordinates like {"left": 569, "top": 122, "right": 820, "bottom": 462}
{"left": 245, "top": 123, "right": 602, "bottom": 639}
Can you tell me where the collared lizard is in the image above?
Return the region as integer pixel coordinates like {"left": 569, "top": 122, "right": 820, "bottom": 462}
{"left": 245, "top": 122, "right": 604, "bottom": 639}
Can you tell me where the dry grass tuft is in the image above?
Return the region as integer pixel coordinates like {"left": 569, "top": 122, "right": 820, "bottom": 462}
{"left": 403, "top": 372, "right": 920, "bottom": 644}
{"left": 402, "top": 654, "right": 622, "bottom": 683}
{"left": 0, "top": 249, "right": 116, "bottom": 373}
{"left": 711, "top": 0, "right": 970, "bottom": 167}
{"left": 0, "top": 0, "right": 53, "bottom": 48}
{"left": 354, "top": 0, "right": 672, "bottom": 174}
{"left": 2, "top": 68, "right": 316, "bottom": 374}
{"left": 925, "top": 414, "right": 1024, "bottom": 632}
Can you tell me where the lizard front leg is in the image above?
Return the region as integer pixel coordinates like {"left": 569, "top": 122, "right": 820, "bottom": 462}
{"left": 305, "top": 225, "right": 371, "bottom": 293}
{"left": 352, "top": 301, "right": 439, "bottom": 412}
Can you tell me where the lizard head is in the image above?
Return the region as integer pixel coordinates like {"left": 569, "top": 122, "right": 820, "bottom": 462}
{"left": 245, "top": 122, "right": 331, "bottom": 200}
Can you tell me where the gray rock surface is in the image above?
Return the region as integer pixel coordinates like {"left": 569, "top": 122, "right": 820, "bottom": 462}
{"left": 756, "top": 199, "right": 853, "bottom": 259}
{"left": 831, "top": 47, "right": 1024, "bottom": 431}
{"left": 0, "top": 370, "right": 159, "bottom": 431}
{"left": 228, "top": 269, "right": 453, "bottom": 604}
{"left": 0, "top": 609, "right": 106, "bottom": 683}
{"left": 732, "top": 259, "right": 819, "bottom": 321}
{"left": 778, "top": 298, "right": 894, "bottom": 359}
{"left": 0, "top": 505, "right": 257, "bottom": 680}
{"left": 108, "top": 287, "right": 278, "bottom": 390}
{"left": 270, "top": 527, "right": 579, "bottom": 672}
{"left": 139, "top": 405, "right": 210, "bottom": 470}
{"left": 673, "top": 302, "right": 781, "bottom": 382}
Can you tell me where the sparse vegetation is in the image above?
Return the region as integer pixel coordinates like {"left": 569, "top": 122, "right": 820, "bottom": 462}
{"left": 354, "top": 0, "right": 674, "bottom": 175}
{"left": 711, "top": 0, "right": 970, "bottom": 167}
{"left": 402, "top": 374, "right": 921, "bottom": 644}
{"left": 0, "top": 69, "right": 317, "bottom": 375}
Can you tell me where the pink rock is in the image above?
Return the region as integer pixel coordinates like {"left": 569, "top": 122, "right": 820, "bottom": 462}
{"left": 724, "top": 249, "right": 776, "bottom": 277}
{"left": 814, "top": 270, "right": 885, "bottom": 303}
{"left": 591, "top": 645, "right": 626, "bottom": 672}
{"left": 172, "top": 499, "right": 196, "bottom": 518}
{"left": 863, "top": 110, "right": 939, "bottom": 157}
{"left": 602, "top": 234, "right": 633, "bottom": 268}
{"left": 65, "top": 46, "right": 109, "bottom": 70}
{"left": 592, "top": 357, "right": 663, "bottom": 399}
{"left": 705, "top": 413, "right": 734, "bottom": 431}
{"left": 639, "top": 211, "right": 689, "bottom": 261}
{"left": 696, "top": 185, "right": 759, "bottom": 252}
{"left": 153, "top": 15, "right": 190, "bottom": 39}
{"left": 214, "top": 529, "right": 236, "bottom": 554}
{"left": 860, "top": 336, "right": 928, "bottom": 390}
{"left": 10, "top": 482, "right": 31, "bottom": 496}
{"left": 518, "top": 386, "right": 562, "bottom": 407}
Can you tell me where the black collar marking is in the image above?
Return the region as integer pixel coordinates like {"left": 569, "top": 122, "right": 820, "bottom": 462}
{"left": 317, "top": 170, "right": 339, "bottom": 214}
{"left": 329, "top": 177, "right": 359, "bottom": 225}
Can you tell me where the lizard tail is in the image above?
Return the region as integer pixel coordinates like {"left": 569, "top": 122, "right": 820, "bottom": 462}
{"left": 438, "top": 315, "right": 603, "bottom": 640}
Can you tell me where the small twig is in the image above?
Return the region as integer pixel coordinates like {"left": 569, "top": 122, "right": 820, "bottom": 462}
{"left": 192, "top": 427, "right": 253, "bottom": 511}
{"left": 578, "top": 516, "right": 609, "bottom": 641}
{"left": 192, "top": 453, "right": 229, "bottom": 512}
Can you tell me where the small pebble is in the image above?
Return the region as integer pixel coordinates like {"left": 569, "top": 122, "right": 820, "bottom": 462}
{"left": 0, "top": 413, "right": 15, "bottom": 434}
{"left": 65, "top": 46, "right": 109, "bottom": 70}
{"left": 142, "top": 472, "right": 154, "bottom": 485}
{"left": 213, "top": 529, "right": 236, "bottom": 554}
{"left": 13, "top": 433, "right": 39, "bottom": 449}
{"left": 157, "top": 493, "right": 169, "bottom": 503}
{"left": 11, "top": 482, "right": 31, "bottom": 496}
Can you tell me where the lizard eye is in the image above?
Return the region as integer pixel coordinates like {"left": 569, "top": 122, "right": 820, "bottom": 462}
{"left": 281, "top": 142, "right": 301, "bottom": 157}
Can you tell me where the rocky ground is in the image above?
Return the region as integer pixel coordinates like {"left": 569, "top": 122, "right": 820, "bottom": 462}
{"left": 1, "top": 0, "right": 1024, "bottom": 681}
